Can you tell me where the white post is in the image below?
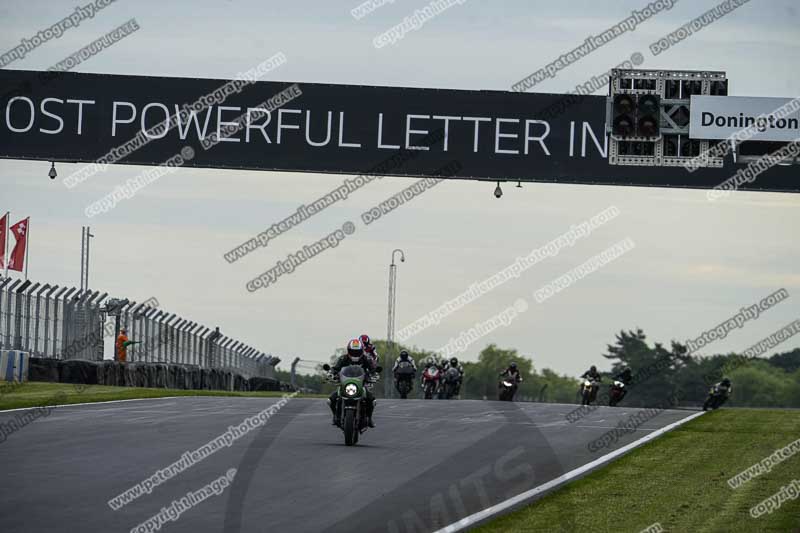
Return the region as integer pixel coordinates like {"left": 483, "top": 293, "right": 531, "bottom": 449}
{"left": 2, "top": 211, "right": 9, "bottom": 279}
{"left": 80, "top": 227, "right": 85, "bottom": 290}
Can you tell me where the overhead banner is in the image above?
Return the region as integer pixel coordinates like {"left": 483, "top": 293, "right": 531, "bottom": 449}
{"left": 689, "top": 95, "right": 800, "bottom": 142}
{"left": 0, "top": 69, "right": 797, "bottom": 192}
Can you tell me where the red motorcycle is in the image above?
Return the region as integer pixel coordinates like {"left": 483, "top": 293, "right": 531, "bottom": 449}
{"left": 421, "top": 366, "right": 442, "bottom": 399}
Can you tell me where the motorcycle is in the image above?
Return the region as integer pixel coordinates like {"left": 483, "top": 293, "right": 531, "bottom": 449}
{"left": 702, "top": 385, "right": 729, "bottom": 411}
{"left": 394, "top": 362, "right": 415, "bottom": 399}
{"left": 580, "top": 378, "right": 600, "bottom": 406}
{"left": 323, "top": 363, "right": 381, "bottom": 446}
{"left": 609, "top": 380, "right": 626, "bottom": 407}
{"left": 442, "top": 367, "right": 461, "bottom": 399}
{"left": 498, "top": 377, "right": 520, "bottom": 401}
{"left": 421, "top": 366, "right": 441, "bottom": 399}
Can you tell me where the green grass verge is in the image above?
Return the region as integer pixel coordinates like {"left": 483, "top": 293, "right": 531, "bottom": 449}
{"left": 477, "top": 409, "right": 800, "bottom": 533}
{"left": 0, "top": 381, "right": 324, "bottom": 411}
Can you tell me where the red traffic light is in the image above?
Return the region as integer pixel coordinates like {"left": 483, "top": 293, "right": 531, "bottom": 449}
{"left": 614, "top": 94, "right": 635, "bottom": 113}
{"left": 613, "top": 115, "right": 634, "bottom": 136}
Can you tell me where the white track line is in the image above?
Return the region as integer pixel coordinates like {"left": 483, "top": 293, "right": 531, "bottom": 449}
{"left": 434, "top": 411, "right": 706, "bottom": 533}
{"left": 0, "top": 393, "right": 298, "bottom": 414}
{"left": 0, "top": 396, "right": 182, "bottom": 413}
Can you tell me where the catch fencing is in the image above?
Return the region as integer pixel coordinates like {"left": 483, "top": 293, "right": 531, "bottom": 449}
{"left": 0, "top": 276, "right": 275, "bottom": 378}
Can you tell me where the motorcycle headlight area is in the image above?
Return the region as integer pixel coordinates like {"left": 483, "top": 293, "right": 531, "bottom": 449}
{"left": 344, "top": 383, "right": 358, "bottom": 397}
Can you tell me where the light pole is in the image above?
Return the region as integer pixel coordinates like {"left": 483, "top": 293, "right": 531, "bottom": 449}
{"left": 80, "top": 226, "right": 94, "bottom": 291}
{"left": 290, "top": 357, "right": 301, "bottom": 390}
{"left": 386, "top": 248, "right": 404, "bottom": 398}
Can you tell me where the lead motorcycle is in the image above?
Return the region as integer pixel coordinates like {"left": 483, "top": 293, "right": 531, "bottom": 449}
{"left": 421, "top": 365, "right": 442, "bottom": 399}
{"left": 323, "top": 363, "right": 381, "bottom": 446}
{"left": 702, "top": 384, "right": 729, "bottom": 411}
{"left": 498, "top": 377, "right": 521, "bottom": 401}
{"left": 580, "top": 378, "right": 600, "bottom": 406}
{"left": 394, "top": 362, "right": 416, "bottom": 399}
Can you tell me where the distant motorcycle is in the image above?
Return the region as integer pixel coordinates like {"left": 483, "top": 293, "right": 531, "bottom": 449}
{"left": 323, "top": 363, "right": 381, "bottom": 446}
{"left": 442, "top": 367, "right": 461, "bottom": 399}
{"left": 702, "top": 385, "right": 729, "bottom": 411}
{"left": 498, "top": 377, "right": 521, "bottom": 401}
{"left": 609, "top": 380, "right": 626, "bottom": 407}
{"left": 580, "top": 378, "right": 600, "bottom": 406}
{"left": 394, "top": 362, "right": 415, "bottom": 399}
{"left": 421, "top": 366, "right": 442, "bottom": 399}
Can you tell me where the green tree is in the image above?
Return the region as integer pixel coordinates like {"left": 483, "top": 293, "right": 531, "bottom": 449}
{"left": 460, "top": 344, "right": 577, "bottom": 402}
{"left": 727, "top": 362, "right": 797, "bottom": 407}
{"left": 769, "top": 348, "right": 800, "bottom": 373}
{"left": 602, "top": 329, "right": 689, "bottom": 407}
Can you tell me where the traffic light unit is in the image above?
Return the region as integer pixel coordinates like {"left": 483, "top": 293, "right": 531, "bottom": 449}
{"left": 607, "top": 69, "right": 728, "bottom": 167}
{"left": 611, "top": 93, "right": 661, "bottom": 138}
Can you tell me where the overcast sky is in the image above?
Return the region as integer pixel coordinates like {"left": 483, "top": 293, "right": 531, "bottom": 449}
{"left": 1, "top": 0, "right": 798, "bottom": 376}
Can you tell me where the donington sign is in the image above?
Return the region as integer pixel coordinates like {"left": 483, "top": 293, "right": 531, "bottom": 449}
{"left": 689, "top": 95, "right": 800, "bottom": 142}
{"left": 0, "top": 69, "right": 797, "bottom": 191}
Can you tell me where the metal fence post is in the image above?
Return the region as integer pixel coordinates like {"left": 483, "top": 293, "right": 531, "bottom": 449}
{"left": 32, "top": 283, "right": 49, "bottom": 356}
{"left": 0, "top": 278, "right": 13, "bottom": 349}
{"left": 12, "top": 280, "right": 31, "bottom": 350}
{"left": 60, "top": 288, "right": 77, "bottom": 358}
{"left": 23, "top": 282, "right": 39, "bottom": 351}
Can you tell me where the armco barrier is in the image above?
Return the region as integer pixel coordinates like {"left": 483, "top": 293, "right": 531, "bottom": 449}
{"left": 1, "top": 350, "right": 29, "bottom": 382}
{"left": 0, "top": 276, "right": 278, "bottom": 380}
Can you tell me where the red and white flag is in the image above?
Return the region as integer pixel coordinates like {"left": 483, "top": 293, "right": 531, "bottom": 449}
{"left": 0, "top": 213, "right": 7, "bottom": 269}
{"left": 8, "top": 217, "right": 29, "bottom": 272}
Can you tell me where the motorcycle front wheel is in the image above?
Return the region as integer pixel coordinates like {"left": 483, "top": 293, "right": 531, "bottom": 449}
{"left": 398, "top": 381, "right": 410, "bottom": 399}
{"left": 344, "top": 409, "right": 358, "bottom": 446}
{"left": 609, "top": 392, "right": 618, "bottom": 407}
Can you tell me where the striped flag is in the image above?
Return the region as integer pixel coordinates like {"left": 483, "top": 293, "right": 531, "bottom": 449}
{"left": 8, "top": 217, "right": 29, "bottom": 272}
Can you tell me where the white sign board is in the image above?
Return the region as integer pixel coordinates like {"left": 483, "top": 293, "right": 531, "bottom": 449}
{"left": 689, "top": 96, "right": 800, "bottom": 142}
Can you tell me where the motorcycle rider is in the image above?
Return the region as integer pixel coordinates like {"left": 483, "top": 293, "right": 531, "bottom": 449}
{"left": 580, "top": 365, "right": 602, "bottom": 402}
{"left": 499, "top": 361, "right": 523, "bottom": 399}
{"left": 421, "top": 358, "right": 442, "bottom": 398}
{"left": 444, "top": 357, "right": 465, "bottom": 395}
{"left": 610, "top": 366, "right": 632, "bottom": 404}
{"left": 328, "top": 338, "right": 378, "bottom": 427}
{"left": 703, "top": 377, "right": 732, "bottom": 410}
{"left": 500, "top": 362, "right": 523, "bottom": 384}
{"left": 392, "top": 350, "right": 417, "bottom": 395}
{"left": 360, "top": 334, "right": 379, "bottom": 365}
{"left": 392, "top": 350, "right": 417, "bottom": 374}
{"left": 581, "top": 365, "right": 602, "bottom": 382}
{"left": 419, "top": 357, "right": 432, "bottom": 385}
{"left": 614, "top": 367, "right": 633, "bottom": 385}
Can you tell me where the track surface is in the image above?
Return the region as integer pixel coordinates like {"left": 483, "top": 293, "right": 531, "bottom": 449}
{"left": 0, "top": 397, "right": 696, "bottom": 532}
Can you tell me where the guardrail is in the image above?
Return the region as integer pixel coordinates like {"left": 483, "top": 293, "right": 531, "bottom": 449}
{"left": 0, "top": 276, "right": 277, "bottom": 379}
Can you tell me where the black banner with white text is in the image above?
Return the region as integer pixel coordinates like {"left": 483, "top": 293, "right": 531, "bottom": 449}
{"left": 0, "top": 69, "right": 796, "bottom": 192}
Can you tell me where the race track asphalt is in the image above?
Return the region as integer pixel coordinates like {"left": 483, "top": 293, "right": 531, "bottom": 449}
{"left": 0, "top": 397, "right": 697, "bottom": 533}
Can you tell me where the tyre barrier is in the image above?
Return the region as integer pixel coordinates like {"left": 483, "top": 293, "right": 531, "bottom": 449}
{"left": 27, "top": 357, "right": 281, "bottom": 392}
